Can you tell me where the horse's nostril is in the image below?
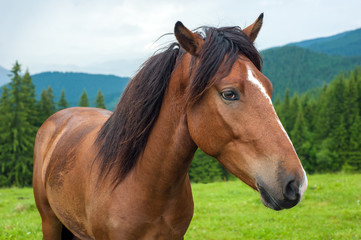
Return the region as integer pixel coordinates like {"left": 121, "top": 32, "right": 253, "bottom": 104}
{"left": 284, "top": 180, "right": 300, "bottom": 201}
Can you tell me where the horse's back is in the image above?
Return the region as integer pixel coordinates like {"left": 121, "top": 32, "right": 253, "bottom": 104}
{"left": 33, "top": 107, "right": 111, "bottom": 239}
{"left": 34, "top": 107, "right": 111, "bottom": 184}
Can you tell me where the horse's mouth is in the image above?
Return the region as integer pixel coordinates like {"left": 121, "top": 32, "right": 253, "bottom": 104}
{"left": 257, "top": 183, "right": 302, "bottom": 211}
{"left": 257, "top": 184, "right": 283, "bottom": 211}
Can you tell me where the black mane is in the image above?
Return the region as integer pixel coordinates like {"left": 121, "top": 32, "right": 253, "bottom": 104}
{"left": 95, "top": 25, "right": 262, "bottom": 186}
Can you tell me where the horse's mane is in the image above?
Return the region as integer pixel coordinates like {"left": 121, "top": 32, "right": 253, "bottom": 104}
{"left": 95, "top": 25, "right": 262, "bottom": 186}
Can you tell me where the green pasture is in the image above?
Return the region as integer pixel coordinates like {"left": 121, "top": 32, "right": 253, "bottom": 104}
{"left": 0, "top": 173, "right": 360, "bottom": 239}
{"left": 186, "top": 173, "right": 361, "bottom": 240}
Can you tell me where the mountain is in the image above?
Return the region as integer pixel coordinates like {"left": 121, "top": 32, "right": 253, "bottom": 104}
{"left": 0, "top": 66, "right": 11, "bottom": 86}
{"left": 261, "top": 27, "right": 361, "bottom": 98}
{"left": 31, "top": 72, "right": 130, "bottom": 110}
{"left": 261, "top": 46, "right": 361, "bottom": 98}
{"left": 288, "top": 28, "right": 361, "bottom": 57}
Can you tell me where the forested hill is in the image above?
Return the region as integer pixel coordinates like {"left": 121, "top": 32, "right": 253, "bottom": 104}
{"left": 261, "top": 27, "right": 361, "bottom": 99}
{"left": 31, "top": 72, "right": 130, "bottom": 109}
{"left": 288, "top": 27, "right": 361, "bottom": 57}
{"left": 261, "top": 46, "right": 361, "bottom": 98}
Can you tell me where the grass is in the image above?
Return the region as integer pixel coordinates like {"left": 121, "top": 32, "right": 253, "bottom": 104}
{"left": 0, "top": 188, "right": 42, "bottom": 239}
{"left": 0, "top": 173, "right": 360, "bottom": 239}
{"left": 185, "top": 173, "right": 361, "bottom": 240}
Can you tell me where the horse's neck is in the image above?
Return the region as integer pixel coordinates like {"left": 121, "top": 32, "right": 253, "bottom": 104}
{"left": 134, "top": 58, "right": 197, "bottom": 194}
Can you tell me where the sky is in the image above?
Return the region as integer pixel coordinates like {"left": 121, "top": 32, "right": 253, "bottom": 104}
{"left": 1, "top": 0, "right": 360, "bottom": 77}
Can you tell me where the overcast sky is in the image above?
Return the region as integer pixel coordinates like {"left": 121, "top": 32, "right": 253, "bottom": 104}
{"left": 1, "top": 0, "right": 360, "bottom": 77}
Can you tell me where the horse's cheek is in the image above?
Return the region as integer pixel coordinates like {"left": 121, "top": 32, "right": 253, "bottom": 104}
{"left": 187, "top": 97, "right": 229, "bottom": 157}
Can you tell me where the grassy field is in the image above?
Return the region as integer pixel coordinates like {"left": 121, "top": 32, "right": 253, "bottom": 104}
{"left": 0, "top": 188, "right": 42, "bottom": 239}
{"left": 0, "top": 173, "right": 360, "bottom": 239}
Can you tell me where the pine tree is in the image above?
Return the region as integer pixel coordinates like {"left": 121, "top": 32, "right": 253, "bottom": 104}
{"left": 327, "top": 75, "right": 346, "bottom": 130}
{"left": 328, "top": 115, "right": 348, "bottom": 171}
{"left": 0, "top": 86, "right": 12, "bottom": 186}
{"left": 291, "top": 110, "right": 314, "bottom": 173}
{"left": 354, "top": 67, "right": 361, "bottom": 115}
{"left": 18, "top": 69, "right": 38, "bottom": 173}
{"left": 0, "top": 62, "right": 35, "bottom": 186}
{"left": 301, "top": 96, "right": 317, "bottom": 132}
{"left": 37, "top": 86, "right": 57, "bottom": 125}
{"left": 346, "top": 114, "right": 361, "bottom": 170}
{"left": 313, "top": 84, "right": 331, "bottom": 143}
{"left": 288, "top": 93, "right": 299, "bottom": 130}
{"left": 78, "top": 89, "right": 89, "bottom": 107}
{"left": 46, "top": 86, "right": 56, "bottom": 114}
{"left": 343, "top": 75, "right": 358, "bottom": 131}
{"left": 273, "top": 94, "right": 282, "bottom": 114}
{"left": 316, "top": 138, "right": 338, "bottom": 172}
{"left": 58, "top": 89, "right": 69, "bottom": 110}
{"left": 95, "top": 90, "right": 106, "bottom": 109}
{"left": 38, "top": 90, "right": 49, "bottom": 122}
{"left": 21, "top": 70, "right": 38, "bottom": 127}
{"left": 280, "top": 88, "right": 293, "bottom": 133}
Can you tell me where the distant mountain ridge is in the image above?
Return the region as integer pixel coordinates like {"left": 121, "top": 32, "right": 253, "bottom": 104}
{"left": 288, "top": 27, "right": 361, "bottom": 57}
{"left": 31, "top": 72, "right": 130, "bottom": 110}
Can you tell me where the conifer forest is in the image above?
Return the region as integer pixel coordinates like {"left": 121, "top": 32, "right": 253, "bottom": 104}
{"left": 0, "top": 62, "right": 106, "bottom": 186}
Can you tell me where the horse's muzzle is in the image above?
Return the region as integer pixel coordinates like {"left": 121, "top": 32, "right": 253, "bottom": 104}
{"left": 257, "top": 172, "right": 307, "bottom": 211}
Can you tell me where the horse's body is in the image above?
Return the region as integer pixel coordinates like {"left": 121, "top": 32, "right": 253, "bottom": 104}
{"left": 34, "top": 107, "right": 194, "bottom": 239}
{"left": 33, "top": 14, "right": 308, "bottom": 240}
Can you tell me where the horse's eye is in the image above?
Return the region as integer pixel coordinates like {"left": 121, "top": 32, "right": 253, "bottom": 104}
{"left": 220, "top": 90, "right": 239, "bottom": 101}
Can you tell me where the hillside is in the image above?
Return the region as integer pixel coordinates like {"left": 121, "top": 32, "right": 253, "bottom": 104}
{"left": 288, "top": 28, "right": 361, "bottom": 57}
{"left": 0, "top": 66, "right": 10, "bottom": 86}
{"left": 31, "top": 72, "right": 130, "bottom": 109}
{"left": 261, "top": 27, "right": 361, "bottom": 98}
{"left": 261, "top": 46, "right": 361, "bottom": 99}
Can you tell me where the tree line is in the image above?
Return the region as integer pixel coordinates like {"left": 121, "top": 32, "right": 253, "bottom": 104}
{"left": 0, "top": 62, "right": 106, "bottom": 187}
{"left": 274, "top": 66, "right": 361, "bottom": 173}
{"left": 261, "top": 45, "right": 361, "bottom": 99}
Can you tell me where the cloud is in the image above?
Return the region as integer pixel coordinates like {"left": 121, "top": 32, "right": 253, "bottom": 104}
{"left": 0, "top": 0, "right": 360, "bottom": 75}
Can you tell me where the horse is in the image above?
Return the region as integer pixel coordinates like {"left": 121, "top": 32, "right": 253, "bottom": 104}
{"left": 33, "top": 13, "right": 308, "bottom": 240}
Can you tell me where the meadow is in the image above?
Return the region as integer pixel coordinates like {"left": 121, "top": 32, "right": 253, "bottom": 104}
{"left": 0, "top": 173, "right": 360, "bottom": 239}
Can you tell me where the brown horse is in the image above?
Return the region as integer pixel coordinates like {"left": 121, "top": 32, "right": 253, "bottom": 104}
{"left": 33, "top": 14, "right": 307, "bottom": 240}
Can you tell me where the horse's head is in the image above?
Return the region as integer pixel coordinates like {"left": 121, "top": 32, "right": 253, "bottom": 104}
{"left": 175, "top": 14, "right": 307, "bottom": 210}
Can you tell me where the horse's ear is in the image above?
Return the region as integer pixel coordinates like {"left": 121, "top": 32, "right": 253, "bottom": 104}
{"left": 174, "top": 21, "right": 203, "bottom": 56}
{"left": 243, "top": 13, "right": 264, "bottom": 42}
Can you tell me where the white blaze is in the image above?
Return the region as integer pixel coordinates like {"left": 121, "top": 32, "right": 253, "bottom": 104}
{"left": 247, "top": 69, "right": 273, "bottom": 105}
{"left": 247, "top": 68, "right": 293, "bottom": 147}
